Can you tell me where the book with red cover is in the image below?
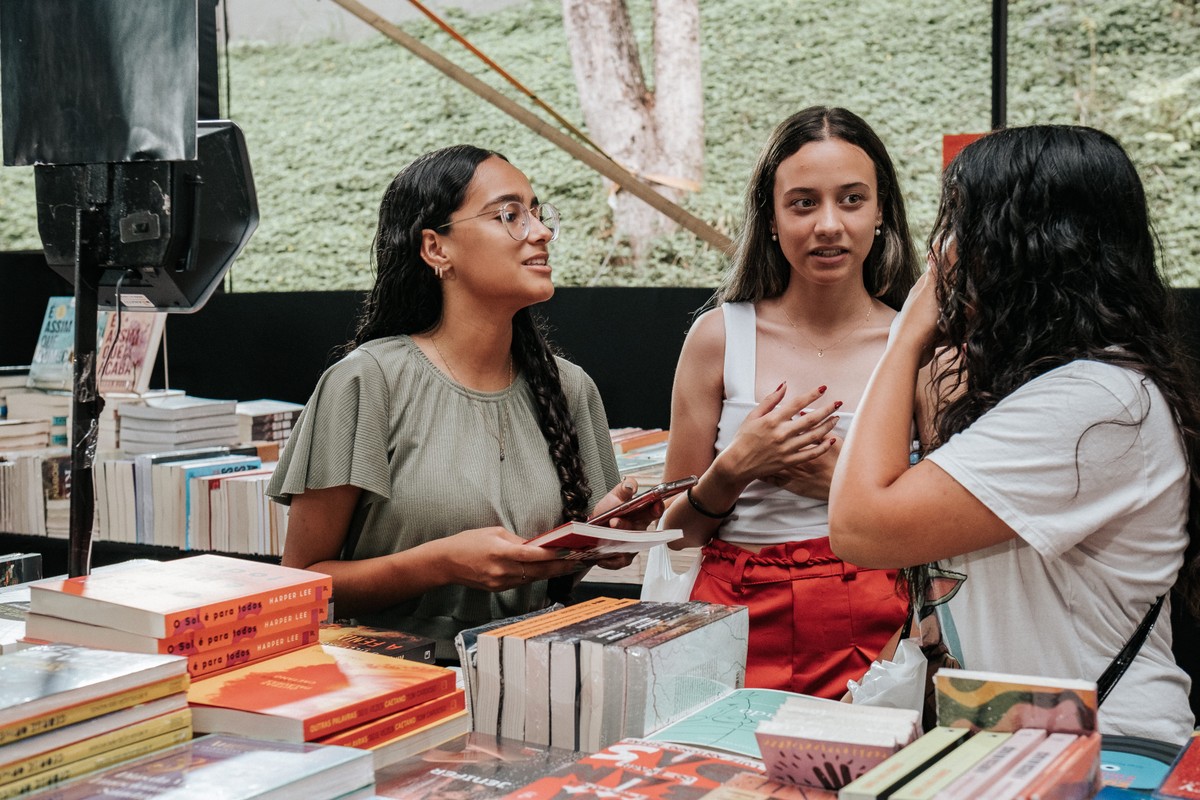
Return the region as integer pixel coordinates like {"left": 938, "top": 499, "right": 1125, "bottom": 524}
{"left": 1021, "top": 731, "right": 1102, "bottom": 800}
{"left": 316, "top": 689, "right": 466, "bottom": 749}
{"left": 525, "top": 522, "right": 682, "bottom": 559}
{"left": 184, "top": 619, "right": 321, "bottom": 679}
{"left": 187, "top": 643, "right": 458, "bottom": 742}
{"left": 1154, "top": 734, "right": 1200, "bottom": 800}
{"left": 95, "top": 312, "right": 166, "bottom": 395}
{"left": 28, "top": 554, "right": 332, "bottom": 639}
{"left": 23, "top": 602, "right": 326, "bottom": 657}
{"left": 501, "top": 738, "right": 766, "bottom": 800}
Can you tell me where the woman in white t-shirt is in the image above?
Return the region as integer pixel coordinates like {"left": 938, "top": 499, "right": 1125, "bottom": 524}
{"left": 829, "top": 125, "right": 1199, "bottom": 743}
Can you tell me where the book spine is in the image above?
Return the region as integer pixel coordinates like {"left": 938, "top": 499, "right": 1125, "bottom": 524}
{"left": 975, "top": 733, "right": 1078, "bottom": 800}
{"left": 933, "top": 728, "right": 1048, "bottom": 800}
{"left": 839, "top": 727, "right": 971, "bottom": 800}
{"left": 889, "top": 731, "right": 1013, "bottom": 800}
{"left": 159, "top": 576, "right": 333, "bottom": 638}
{"left": 1022, "top": 731, "right": 1101, "bottom": 800}
{"left": 186, "top": 622, "right": 321, "bottom": 679}
{"left": 0, "top": 708, "right": 192, "bottom": 785}
{"left": 316, "top": 690, "right": 466, "bottom": 748}
{"left": 0, "top": 726, "right": 191, "bottom": 800}
{"left": 0, "top": 674, "right": 189, "bottom": 747}
{"left": 303, "top": 671, "right": 458, "bottom": 741}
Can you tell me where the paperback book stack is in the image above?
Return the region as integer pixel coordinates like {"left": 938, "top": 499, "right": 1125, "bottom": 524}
{"left": 6, "top": 391, "right": 71, "bottom": 447}
{"left": 835, "top": 668, "right": 1103, "bottom": 800}
{"left": 117, "top": 395, "right": 239, "bottom": 455}
{"left": 187, "top": 641, "right": 468, "bottom": 770}
{"left": 94, "top": 443, "right": 284, "bottom": 552}
{"left": 0, "top": 643, "right": 192, "bottom": 798}
{"left": 0, "top": 446, "right": 74, "bottom": 537}
{"left": 0, "top": 418, "right": 50, "bottom": 451}
{"left": 16, "top": 733, "right": 376, "bottom": 800}
{"left": 753, "top": 694, "right": 922, "bottom": 791}
{"left": 459, "top": 597, "right": 749, "bottom": 754}
{"left": 235, "top": 399, "right": 304, "bottom": 448}
{"left": 22, "top": 554, "right": 332, "bottom": 681}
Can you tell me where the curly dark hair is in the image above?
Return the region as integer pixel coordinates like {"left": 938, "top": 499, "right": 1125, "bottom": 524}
{"left": 927, "top": 125, "right": 1200, "bottom": 616}
{"left": 717, "top": 106, "right": 920, "bottom": 310}
{"left": 344, "top": 144, "right": 591, "bottom": 523}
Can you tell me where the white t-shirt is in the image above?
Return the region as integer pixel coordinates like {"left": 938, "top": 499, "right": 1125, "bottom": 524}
{"left": 925, "top": 359, "right": 1194, "bottom": 744}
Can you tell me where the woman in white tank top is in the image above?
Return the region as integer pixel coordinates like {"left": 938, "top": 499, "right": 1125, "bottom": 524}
{"left": 658, "top": 107, "right": 920, "bottom": 697}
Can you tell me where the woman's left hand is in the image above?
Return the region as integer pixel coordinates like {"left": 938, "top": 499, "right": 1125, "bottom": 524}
{"left": 890, "top": 266, "right": 943, "bottom": 368}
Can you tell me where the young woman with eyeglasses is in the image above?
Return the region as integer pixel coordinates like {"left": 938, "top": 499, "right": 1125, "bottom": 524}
{"left": 268, "top": 145, "right": 655, "bottom": 660}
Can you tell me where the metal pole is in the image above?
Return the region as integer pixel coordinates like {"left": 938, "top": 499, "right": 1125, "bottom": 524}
{"left": 68, "top": 200, "right": 101, "bottom": 577}
{"left": 991, "top": 0, "right": 1008, "bottom": 130}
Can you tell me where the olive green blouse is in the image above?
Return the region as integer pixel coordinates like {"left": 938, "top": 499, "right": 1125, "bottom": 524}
{"left": 267, "top": 335, "right": 620, "bottom": 657}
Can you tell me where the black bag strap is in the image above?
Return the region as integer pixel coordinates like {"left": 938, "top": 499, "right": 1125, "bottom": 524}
{"left": 1097, "top": 594, "right": 1165, "bottom": 705}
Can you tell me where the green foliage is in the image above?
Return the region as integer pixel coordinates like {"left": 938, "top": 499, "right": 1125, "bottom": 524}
{"left": 0, "top": 0, "right": 1195, "bottom": 288}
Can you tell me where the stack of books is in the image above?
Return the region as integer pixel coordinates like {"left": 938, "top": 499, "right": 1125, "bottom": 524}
{"left": 22, "top": 555, "right": 332, "bottom": 681}
{"left": 0, "top": 418, "right": 50, "bottom": 451}
{"left": 0, "top": 366, "right": 30, "bottom": 420}
{"left": 6, "top": 391, "right": 71, "bottom": 447}
{"left": 14, "top": 733, "right": 375, "bottom": 800}
{"left": 235, "top": 399, "right": 304, "bottom": 448}
{"left": 187, "top": 642, "right": 468, "bottom": 769}
{"left": 834, "top": 669, "right": 1103, "bottom": 800}
{"left": 0, "top": 643, "right": 191, "bottom": 798}
{"left": 117, "top": 395, "right": 239, "bottom": 455}
{"left": 458, "top": 597, "right": 749, "bottom": 754}
{"left": 610, "top": 427, "right": 669, "bottom": 485}
{"left": 0, "top": 446, "right": 74, "bottom": 537}
{"left": 93, "top": 443, "right": 283, "bottom": 551}
{"left": 754, "top": 695, "right": 922, "bottom": 790}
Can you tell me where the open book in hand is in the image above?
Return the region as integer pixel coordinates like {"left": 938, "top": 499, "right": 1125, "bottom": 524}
{"left": 525, "top": 522, "right": 683, "bottom": 560}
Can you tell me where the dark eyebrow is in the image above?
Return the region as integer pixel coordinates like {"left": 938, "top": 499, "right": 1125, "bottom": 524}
{"left": 781, "top": 182, "right": 872, "bottom": 196}
{"left": 474, "top": 192, "right": 535, "bottom": 211}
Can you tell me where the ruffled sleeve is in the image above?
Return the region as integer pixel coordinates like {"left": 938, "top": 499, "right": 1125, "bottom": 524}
{"left": 267, "top": 347, "right": 394, "bottom": 505}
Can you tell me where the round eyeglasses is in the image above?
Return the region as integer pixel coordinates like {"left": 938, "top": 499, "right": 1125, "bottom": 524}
{"left": 438, "top": 201, "right": 560, "bottom": 242}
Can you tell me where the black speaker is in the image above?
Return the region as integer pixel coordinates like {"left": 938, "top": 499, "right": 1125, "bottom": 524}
{"left": 34, "top": 120, "right": 258, "bottom": 313}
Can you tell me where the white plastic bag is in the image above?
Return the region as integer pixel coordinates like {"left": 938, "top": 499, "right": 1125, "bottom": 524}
{"left": 640, "top": 543, "right": 700, "bottom": 602}
{"left": 846, "top": 634, "right": 927, "bottom": 715}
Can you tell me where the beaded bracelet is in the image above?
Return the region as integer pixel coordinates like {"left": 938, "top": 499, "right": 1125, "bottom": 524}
{"left": 686, "top": 486, "right": 736, "bottom": 519}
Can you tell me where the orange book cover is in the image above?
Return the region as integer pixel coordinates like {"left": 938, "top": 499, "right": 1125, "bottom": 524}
{"left": 29, "top": 554, "right": 332, "bottom": 639}
{"left": 24, "top": 602, "right": 326, "bottom": 658}
{"left": 1021, "top": 731, "right": 1102, "bottom": 800}
{"left": 613, "top": 429, "right": 670, "bottom": 453}
{"left": 187, "top": 643, "right": 458, "bottom": 742}
{"left": 316, "top": 689, "right": 466, "bottom": 749}
{"left": 185, "top": 619, "right": 321, "bottom": 679}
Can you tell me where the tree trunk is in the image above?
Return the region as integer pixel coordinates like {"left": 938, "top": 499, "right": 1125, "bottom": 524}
{"left": 561, "top": 0, "right": 703, "bottom": 260}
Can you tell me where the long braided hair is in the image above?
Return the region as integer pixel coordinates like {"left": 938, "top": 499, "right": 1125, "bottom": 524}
{"left": 927, "top": 126, "right": 1200, "bottom": 617}
{"left": 345, "top": 144, "right": 591, "bottom": 523}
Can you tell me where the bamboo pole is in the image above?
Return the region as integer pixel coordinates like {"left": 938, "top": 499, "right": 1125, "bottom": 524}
{"left": 329, "top": 0, "right": 734, "bottom": 256}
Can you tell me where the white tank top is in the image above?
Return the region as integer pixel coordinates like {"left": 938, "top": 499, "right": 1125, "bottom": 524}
{"left": 713, "top": 302, "right": 852, "bottom": 544}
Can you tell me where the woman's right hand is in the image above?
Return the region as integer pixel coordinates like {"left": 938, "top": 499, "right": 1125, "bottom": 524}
{"left": 437, "top": 526, "right": 579, "bottom": 593}
{"left": 714, "top": 382, "right": 839, "bottom": 489}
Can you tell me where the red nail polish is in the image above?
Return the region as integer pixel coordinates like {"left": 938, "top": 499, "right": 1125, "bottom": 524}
{"left": 834, "top": 401, "right": 843, "bottom": 410}
{"left": 828, "top": 438, "right": 837, "bottom": 445}
{"left": 777, "top": 381, "right": 786, "bottom": 391}
{"left": 818, "top": 385, "right": 827, "bottom": 393}
{"left": 798, "top": 411, "right": 806, "bottom": 416}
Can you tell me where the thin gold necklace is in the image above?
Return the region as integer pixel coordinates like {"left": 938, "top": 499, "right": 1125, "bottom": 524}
{"left": 430, "top": 336, "right": 514, "bottom": 461}
{"left": 782, "top": 302, "right": 874, "bottom": 358}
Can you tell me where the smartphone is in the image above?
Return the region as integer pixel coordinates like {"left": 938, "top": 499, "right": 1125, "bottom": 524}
{"left": 587, "top": 475, "right": 698, "bottom": 526}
